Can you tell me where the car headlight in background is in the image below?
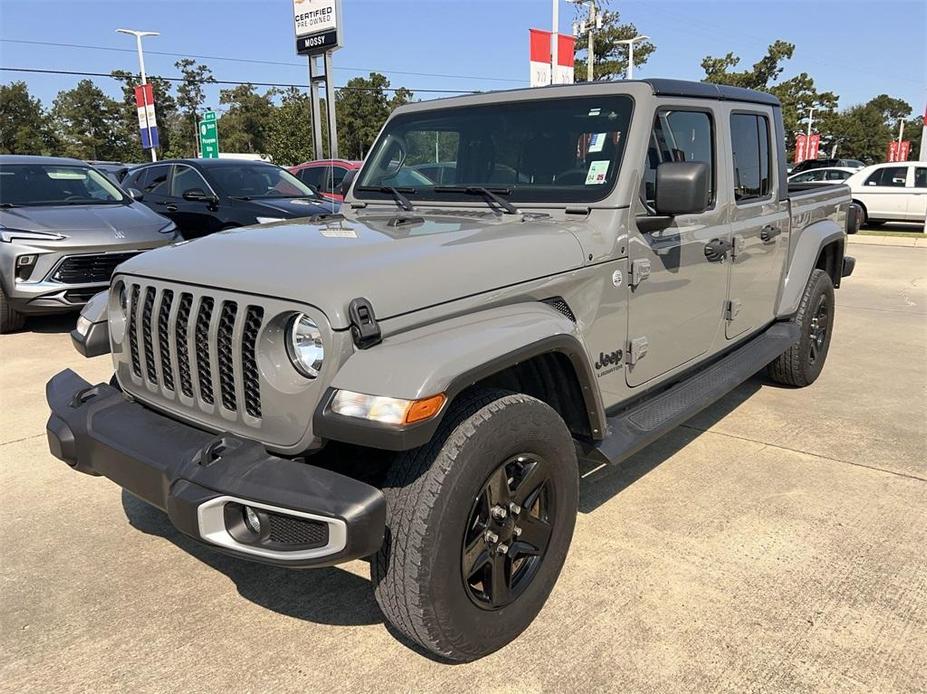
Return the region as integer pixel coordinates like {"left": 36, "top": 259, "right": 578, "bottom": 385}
{"left": 286, "top": 314, "right": 324, "bottom": 378}
{"left": 256, "top": 217, "right": 286, "bottom": 225}
{"left": 0, "top": 227, "right": 66, "bottom": 243}
{"left": 330, "top": 390, "right": 446, "bottom": 425}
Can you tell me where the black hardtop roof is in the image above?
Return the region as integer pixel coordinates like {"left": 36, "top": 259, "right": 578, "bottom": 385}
{"left": 641, "top": 79, "right": 781, "bottom": 107}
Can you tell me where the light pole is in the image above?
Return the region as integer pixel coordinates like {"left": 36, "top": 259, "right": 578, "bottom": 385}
{"left": 616, "top": 35, "right": 650, "bottom": 80}
{"left": 572, "top": 1, "right": 602, "bottom": 81}
{"left": 116, "top": 28, "right": 159, "bottom": 162}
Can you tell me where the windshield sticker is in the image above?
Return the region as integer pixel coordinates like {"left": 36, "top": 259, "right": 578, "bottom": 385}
{"left": 585, "top": 160, "right": 610, "bottom": 185}
{"left": 588, "top": 133, "right": 608, "bottom": 153}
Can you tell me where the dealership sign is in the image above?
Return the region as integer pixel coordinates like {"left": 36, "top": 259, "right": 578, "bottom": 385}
{"left": 134, "top": 84, "right": 158, "bottom": 150}
{"left": 529, "top": 29, "right": 575, "bottom": 87}
{"left": 794, "top": 133, "right": 820, "bottom": 163}
{"left": 293, "top": 0, "right": 342, "bottom": 55}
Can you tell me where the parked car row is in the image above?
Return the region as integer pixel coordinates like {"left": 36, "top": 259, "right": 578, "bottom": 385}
{"left": 0, "top": 155, "right": 338, "bottom": 332}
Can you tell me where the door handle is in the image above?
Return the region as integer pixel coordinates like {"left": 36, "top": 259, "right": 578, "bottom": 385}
{"left": 704, "top": 238, "right": 731, "bottom": 262}
{"left": 760, "top": 224, "right": 781, "bottom": 243}
{"left": 165, "top": 204, "right": 178, "bottom": 213}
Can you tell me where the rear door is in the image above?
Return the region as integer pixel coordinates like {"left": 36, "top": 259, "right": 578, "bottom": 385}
{"left": 906, "top": 166, "right": 926, "bottom": 222}
{"left": 725, "top": 110, "right": 790, "bottom": 340}
{"left": 627, "top": 106, "right": 729, "bottom": 387}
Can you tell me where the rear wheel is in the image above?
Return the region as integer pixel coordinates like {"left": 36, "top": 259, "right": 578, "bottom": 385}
{"left": 768, "top": 269, "right": 835, "bottom": 387}
{"left": 0, "top": 285, "right": 25, "bottom": 334}
{"left": 372, "top": 388, "right": 578, "bottom": 661}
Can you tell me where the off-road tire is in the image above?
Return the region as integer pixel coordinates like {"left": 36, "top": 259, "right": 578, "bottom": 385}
{"left": 0, "top": 285, "right": 25, "bottom": 334}
{"left": 768, "top": 269, "right": 835, "bottom": 387}
{"left": 372, "top": 388, "right": 578, "bottom": 661}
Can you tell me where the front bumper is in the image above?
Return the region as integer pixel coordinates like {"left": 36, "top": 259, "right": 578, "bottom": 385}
{"left": 46, "top": 369, "right": 386, "bottom": 568}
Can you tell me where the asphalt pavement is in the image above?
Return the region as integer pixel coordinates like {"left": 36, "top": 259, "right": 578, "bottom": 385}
{"left": 1, "top": 240, "right": 924, "bottom": 693}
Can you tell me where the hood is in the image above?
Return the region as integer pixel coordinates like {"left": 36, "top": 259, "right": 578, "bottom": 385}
{"left": 119, "top": 211, "right": 585, "bottom": 328}
{"left": 248, "top": 197, "right": 338, "bottom": 218}
{"left": 0, "top": 201, "right": 171, "bottom": 246}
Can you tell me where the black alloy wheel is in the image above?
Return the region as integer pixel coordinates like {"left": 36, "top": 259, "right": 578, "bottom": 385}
{"left": 461, "top": 454, "right": 554, "bottom": 609}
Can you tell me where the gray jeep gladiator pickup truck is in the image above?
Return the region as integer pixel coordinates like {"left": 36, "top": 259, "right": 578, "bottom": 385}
{"left": 46, "top": 79, "right": 855, "bottom": 661}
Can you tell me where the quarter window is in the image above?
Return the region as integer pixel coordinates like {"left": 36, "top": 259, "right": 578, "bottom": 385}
{"left": 865, "top": 166, "right": 908, "bottom": 187}
{"left": 730, "top": 113, "right": 772, "bottom": 202}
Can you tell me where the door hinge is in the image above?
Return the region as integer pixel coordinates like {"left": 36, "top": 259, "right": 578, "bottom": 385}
{"left": 628, "top": 337, "right": 648, "bottom": 365}
{"left": 725, "top": 299, "right": 742, "bottom": 321}
{"left": 630, "top": 259, "right": 651, "bottom": 287}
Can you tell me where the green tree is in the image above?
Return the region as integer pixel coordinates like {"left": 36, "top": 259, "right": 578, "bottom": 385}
{"left": 111, "top": 70, "right": 177, "bottom": 160}
{"left": 174, "top": 58, "right": 215, "bottom": 157}
{"left": 0, "top": 81, "right": 58, "bottom": 154}
{"left": 51, "top": 79, "right": 132, "bottom": 160}
{"left": 701, "top": 41, "right": 837, "bottom": 153}
{"left": 572, "top": 1, "right": 655, "bottom": 81}
{"left": 218, "top": 83, "right": 275, "bottom": 154}
{"left": 819, "top": 95, "right": 919, "bottom": 163}
{"left": 266, "top": 87, "right": 314, "bottom": 166}
{"left": 335, "top": 73, "right": 412, "bottom": 159}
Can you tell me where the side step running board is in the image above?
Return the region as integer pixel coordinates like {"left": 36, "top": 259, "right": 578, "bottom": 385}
{"left": 582, "top": 321, "right": 799, "bottom": 466}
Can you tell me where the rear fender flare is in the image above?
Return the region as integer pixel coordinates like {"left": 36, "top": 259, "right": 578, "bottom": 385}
{"left": 777, "top": 219, "right": 844, "bottom": 318}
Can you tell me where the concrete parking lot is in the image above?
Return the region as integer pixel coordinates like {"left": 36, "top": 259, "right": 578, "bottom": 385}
{"left": 1, "top": 240, "right": 924, "bottom": 693}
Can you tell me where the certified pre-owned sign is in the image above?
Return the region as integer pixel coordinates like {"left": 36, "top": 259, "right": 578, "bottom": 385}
{"left": 293, "top": 0, "right": 341, "bottom": 55}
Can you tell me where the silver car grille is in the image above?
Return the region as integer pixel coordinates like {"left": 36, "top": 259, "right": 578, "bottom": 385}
{"left": 126, "top": 283, "right": 265, "bottom": 421}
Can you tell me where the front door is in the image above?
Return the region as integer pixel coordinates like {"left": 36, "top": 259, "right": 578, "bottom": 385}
{"left": 169, "top": 164, "right": 222, "bottom": 237}
{"left": 726, "top": 110, "right": 790, "bottom": 339}
{"left": 627, "top": 107, "right": 729, "bottom": 387}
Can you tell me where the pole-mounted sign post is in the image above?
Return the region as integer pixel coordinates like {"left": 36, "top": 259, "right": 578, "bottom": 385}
{"left": 199, "top": 110, "right": 220, "bottom": 159}
{"left": 293, "top": 0, "right": 342, "bottom": 160}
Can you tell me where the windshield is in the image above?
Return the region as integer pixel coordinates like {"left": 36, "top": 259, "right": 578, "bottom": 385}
{"left": 355, "top": 95, "right": 633, "bottom": 204}
{"left": 0, "top": 163, "right": 127, "bottom": 206}
{"left": 206, "top": 164, "right": 319, "bottom": 199}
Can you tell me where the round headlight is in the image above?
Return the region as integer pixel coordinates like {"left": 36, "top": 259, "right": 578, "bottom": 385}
{"left": 286, "top": 314, "right": 324, "bottom": 379}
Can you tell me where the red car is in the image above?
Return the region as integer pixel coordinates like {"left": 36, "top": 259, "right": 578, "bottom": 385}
{"left": 288, "top": 159, "right": 362, "bottom": 203}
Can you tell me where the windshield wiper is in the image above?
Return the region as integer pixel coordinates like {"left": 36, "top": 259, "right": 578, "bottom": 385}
{"left": 433, "top": 186, "right": 519, "bottom": 215}
{"left": 356, "top": 186, "right": 416, "bottom": 212}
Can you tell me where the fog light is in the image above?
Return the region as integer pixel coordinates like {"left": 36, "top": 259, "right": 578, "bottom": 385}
{"left": 14, "top": 254, "right": 37, "bottom": 281}
{"left": 76, "top": 315, "right": 92, "bottom": 336}
{"left": 243, "top": 505, "right": 262, "bottom": 534}
{"left": 16, "top": 254, "right": 36, "bottom": 267}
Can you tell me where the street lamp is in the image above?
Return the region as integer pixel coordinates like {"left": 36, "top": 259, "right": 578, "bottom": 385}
{"left": 615, "top": 34, "right": 650, "bottom": 80}
{"left": 116, "top": 28, "right": 159, "bottom": 162}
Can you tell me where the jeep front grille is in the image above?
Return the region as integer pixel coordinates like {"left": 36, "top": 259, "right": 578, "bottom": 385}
{"left": 125, "top": 282, "right": 265, "bottom": 419}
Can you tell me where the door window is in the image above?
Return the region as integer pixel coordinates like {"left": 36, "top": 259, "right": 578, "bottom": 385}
{"left": 143, "top": 165, "right": 171, "bottom": 195}
{"left": 170, "top": 166, "right": 210, "bottom": 197}
{"left": 865, "top": 166, "right": 908, "bottom": 187}
{"left": 123, "top": 168, "right": 147, "bottom": 189}
{"left": 298, "top": 167, "right": 323, "bottom": 190}
{"left": 914, "top": 168, "right": 927, "bottom": 188}
{"left": 825, "top": 169, "right": 851, "bottom": 181}
{"left": 643, "top": 109, "right": 714, "bottom": 206}
{"left": 730, "top": 113, "right": 772, "bottom": 202}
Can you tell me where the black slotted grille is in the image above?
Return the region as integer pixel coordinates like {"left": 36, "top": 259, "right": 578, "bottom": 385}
{"left": 194, "top": 298, "right": 215, "bottom": 405}
{"left": 142, "top": 287, "right": 157, "bottom": 383}
{"left": 242, "top": 306, "right": 263, "bottom": 418}
{"left": 175, "top": 293, "right": 194, "bottom": 398}
{"left": 128, "top": 284, "right": 141, "bottom": 377}
{"left": 217, "top": 301, "right": 238, "bottom": 411}
{"left": 157, "top": 290, "right": 174, "bottom": 391}
{"left": 52, "top": 252, "right": 138, "bottom": 284}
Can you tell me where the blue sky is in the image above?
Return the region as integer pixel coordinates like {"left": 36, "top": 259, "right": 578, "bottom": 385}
{"left": 0, "top": 0, "right": 924, "bottom": 115}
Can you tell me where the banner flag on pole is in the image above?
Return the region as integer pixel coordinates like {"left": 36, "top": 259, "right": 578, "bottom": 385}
{"left": 135, "top": 84, "right": 159, "bottom": 150}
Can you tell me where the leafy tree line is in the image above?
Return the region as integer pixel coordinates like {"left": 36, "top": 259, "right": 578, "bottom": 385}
{"left": 0, "top": 60, "right": 413, "bottom": 165}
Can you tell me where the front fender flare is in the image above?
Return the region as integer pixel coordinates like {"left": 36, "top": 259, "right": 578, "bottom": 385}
{"left": 777, "top": 219, "right": 844, "bottom": 318}
{"left": 314, "top": 303, "right": 605, "bottom": 450}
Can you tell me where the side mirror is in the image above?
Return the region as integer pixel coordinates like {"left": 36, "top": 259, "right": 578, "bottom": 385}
{"left": 654, "top": 161, "right": 711, "bottom": 216}
{"left": 127, "top": 187, "right": 144, "bottom": 201}
{"left": 182, "top": 188, "right": 212, "bottom": 202}
{"left": 338, "top": 170, "right": 357, "bottom": 197}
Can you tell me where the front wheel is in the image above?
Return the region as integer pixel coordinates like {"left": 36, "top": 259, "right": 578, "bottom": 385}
{"left": 768, "top": 269, "right": 835, "bottom": 387}
{"left": 0, "top": 285, "right": 25, "bottom": 334}
{"left": 372, "top": 388, "right": 578, "bottom": 661}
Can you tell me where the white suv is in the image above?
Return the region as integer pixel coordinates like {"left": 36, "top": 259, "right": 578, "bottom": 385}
{"left": 845, "top": 162, "right": 927, "bottom": 226}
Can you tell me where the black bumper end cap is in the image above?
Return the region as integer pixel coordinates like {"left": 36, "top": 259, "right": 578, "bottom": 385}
{"left": 46, "top": 414, "right": 78, "bottom": 467}
{"left": 842, "top": 255, "right": 856, "bottom": 278}
{"left": 70, "top": 320, "right": 110, "bottom": 358}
